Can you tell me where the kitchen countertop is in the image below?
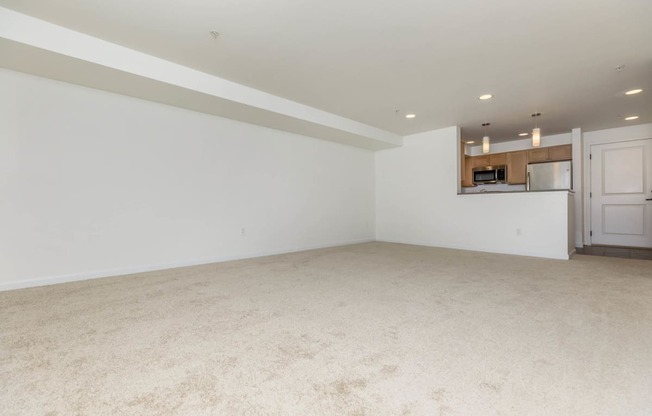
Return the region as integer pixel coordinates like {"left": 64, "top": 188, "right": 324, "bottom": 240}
{"left": 458, "top": 189, "right": 574, "bottom": 195}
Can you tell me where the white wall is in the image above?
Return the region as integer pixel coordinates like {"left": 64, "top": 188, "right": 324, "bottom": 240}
{"left": 376, "top": 126, "right": 573, "bottom": 259}
{"left": 0, "top": 69, "right": 375, "bottom": 290}
{"left": 583, "top": 123, "right": 652, "bottom": 144}
{"left": 0, "top": 7, "right": 402, "bottom": 150}
{"left": 467, "top": 132, "right": 572, "bottom": 156}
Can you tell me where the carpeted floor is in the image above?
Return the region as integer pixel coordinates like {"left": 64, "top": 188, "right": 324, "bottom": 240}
{"left": 1, "top": 242, "right": 651, "bottom": 416}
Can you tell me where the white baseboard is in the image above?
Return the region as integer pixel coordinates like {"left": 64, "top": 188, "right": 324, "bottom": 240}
{"left": 0, "top": 238, "right": 374, "bottom": 292}
{"left": 375, "top": 238, "right": 571, "bottom": 260}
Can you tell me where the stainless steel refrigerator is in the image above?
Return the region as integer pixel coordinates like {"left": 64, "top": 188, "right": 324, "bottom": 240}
{"left": 526, "top": 160, "right": 572, "bottom": 191}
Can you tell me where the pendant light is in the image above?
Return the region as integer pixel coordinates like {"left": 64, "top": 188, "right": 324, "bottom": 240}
{"left": 531, "top": 113, "right": 541, "bottom": 147}
{"left": 482, "top": 123, "right": 491, "bottom": 154}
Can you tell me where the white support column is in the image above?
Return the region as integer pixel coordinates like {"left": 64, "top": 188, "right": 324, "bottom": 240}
{"left": 571, "top": 127, "right": 583, "bottom": 247}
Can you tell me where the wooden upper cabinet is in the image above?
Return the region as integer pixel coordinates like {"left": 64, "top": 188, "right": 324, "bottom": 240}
{"left": 460, "top": 141, "right": 475, "bottom": 187}
{"left": 506, "top": 151, "right": 527, "bottom": 184}
{"left": 549, "top": 144, "right": 572, "bottom": 161}
{"left": 528, "top": 144, "right": 572, "bottom": 163}
{"left": 460, "top": 141, "right": 465, "bottom": 182}
{"left": 462, "top": 145, "right": 571, "bottom": 188}
{"left": 463, "top": 156, "right": 474, "bottom": 187}
{"left": 472, "top": 155, "right": 490, "bottom": 167}
{"left": 489, "top": 153, "right": 506, "bottom": 165}
{"left": 528, "top": 147, "right": 549, "bottom": 163}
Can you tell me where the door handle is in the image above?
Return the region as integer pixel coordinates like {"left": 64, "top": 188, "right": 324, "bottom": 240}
{"left": 647, "top": 198, "right": 652, "bottom": 201}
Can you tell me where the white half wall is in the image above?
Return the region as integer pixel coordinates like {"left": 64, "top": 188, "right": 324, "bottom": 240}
{"left": 376, "top": 126, "right": 573, "bottom": 259}
{"left": 0, "top": 68, "right": 375, "bottom": 290}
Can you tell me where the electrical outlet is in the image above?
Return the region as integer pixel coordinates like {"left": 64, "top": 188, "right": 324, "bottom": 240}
{"left": 516, "top": 228, "right": 522, "bottom": 236}
{"left": 240, "top": 228, "right": 245, "bottom": 236}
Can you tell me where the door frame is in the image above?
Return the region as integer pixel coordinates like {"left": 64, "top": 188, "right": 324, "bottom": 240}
{"left": 583, "top": 129, "right": 652, "bottom": 246}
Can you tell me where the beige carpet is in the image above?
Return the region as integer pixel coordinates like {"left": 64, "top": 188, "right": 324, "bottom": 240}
{"left": 1, "top": 242, "right": 651, "bottom": 416}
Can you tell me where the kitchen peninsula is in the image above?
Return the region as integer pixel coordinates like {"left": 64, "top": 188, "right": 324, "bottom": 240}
{"left": 376, "top": 127, "right": 576, "bottom": 261}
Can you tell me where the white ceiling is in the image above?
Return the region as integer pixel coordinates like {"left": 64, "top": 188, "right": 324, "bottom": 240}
{"left": 1, "top": 0, "right": 651, "bottom": 144}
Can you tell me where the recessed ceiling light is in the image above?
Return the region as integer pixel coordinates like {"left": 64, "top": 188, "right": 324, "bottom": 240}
{"left": 625, "top": 115, "right": 639, "bottom": 121}
{"left": 478, "top": 94, "right": 493, "bottom": 100}
{"left": 518, "top": 133, "right": 529, "bottom": 136}
{"left": 466, "top": 141, "right": 475, "bottom": 144}
{"left": 625, "top": 89, "right": 643, "bottom": 95}
{"left": 405, "top": 114, "right": 416, "bottom": 119}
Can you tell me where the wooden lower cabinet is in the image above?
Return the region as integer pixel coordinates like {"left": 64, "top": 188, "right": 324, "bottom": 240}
{"left": 506, "top": 151, "right": 527, "bottom": 184}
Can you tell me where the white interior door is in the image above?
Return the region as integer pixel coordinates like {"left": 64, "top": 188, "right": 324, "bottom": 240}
{"left": 590, "top": 139, "right": 652, "bottom": 248}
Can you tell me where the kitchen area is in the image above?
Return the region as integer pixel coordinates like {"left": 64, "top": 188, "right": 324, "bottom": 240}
{"left": 460, "top": 143, "right": 573, "bottom": 193}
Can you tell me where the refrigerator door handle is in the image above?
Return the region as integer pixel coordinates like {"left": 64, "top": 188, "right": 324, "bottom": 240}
{"left": 526, "top": 172, "right": 531, "bottom": 191}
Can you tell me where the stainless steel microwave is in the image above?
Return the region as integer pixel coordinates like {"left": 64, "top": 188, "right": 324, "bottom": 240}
{"left": 473, "top": 165, "right": 507, "bottom": 184}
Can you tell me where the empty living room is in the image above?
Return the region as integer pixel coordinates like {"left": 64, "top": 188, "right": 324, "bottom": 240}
{"left": 1, "top": 1, "right": 651, "bottom": 415}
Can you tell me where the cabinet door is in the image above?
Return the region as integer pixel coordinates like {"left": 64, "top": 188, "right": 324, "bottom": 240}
{"left": 549, "top": 144, "right": 572, "bottom": 161}
{"left": 463, "top": 156, "right": 474, "bottom": 187}
{"left": 506, "top": 151, "right": 527, "bottom": 184}
{"left": 489, "top": 153, "right": 506, "bottom": 165}
{"left": 473, "top": 155, "right": 490, "bottom": 167}
{"left": 460, "top": 141, "right": 466, "bottom": 183}
{"left": 528, "top": 148, "right": 549, "bottom": 163}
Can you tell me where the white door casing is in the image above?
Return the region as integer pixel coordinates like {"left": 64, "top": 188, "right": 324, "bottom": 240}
{"left": 590, "top": 139, "right": 652, "bottom": 248}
